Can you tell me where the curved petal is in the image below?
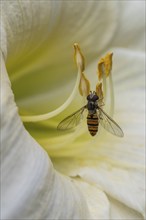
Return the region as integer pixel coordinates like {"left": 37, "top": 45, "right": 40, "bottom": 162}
{"left": 1, "top": 1, "right": 145, "bottom": 219}
{"left": 109, "top": 196, "right": 143, "bottom": 220}
{"left": 74, "top": 179, "right": 110, "bottom": 219}
{"left": 1, "top": 54, "right": 91, "bottom": 219}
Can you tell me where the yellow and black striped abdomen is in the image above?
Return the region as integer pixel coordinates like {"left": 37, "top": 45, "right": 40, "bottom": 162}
{"left": 87, "top": 113, "right": 99, "bottom": 136}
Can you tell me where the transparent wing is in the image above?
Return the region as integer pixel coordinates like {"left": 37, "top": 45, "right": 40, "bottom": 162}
{"left": 98, "top": 107, "right": 124, "bottom": 137}
{"left": 57, "top": 106, "right": 86, "bottom": 130}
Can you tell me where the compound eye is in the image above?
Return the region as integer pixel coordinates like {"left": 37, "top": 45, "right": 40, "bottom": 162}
{"left": 87, "top": 95, "right": 90, "bottom": 100}
{"left": 92, "top": 95, "right": 99, "bottom": 101}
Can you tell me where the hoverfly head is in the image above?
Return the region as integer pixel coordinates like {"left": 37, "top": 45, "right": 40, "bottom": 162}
{"left": 87, "top": 91, "right": 99, "bottom": 101}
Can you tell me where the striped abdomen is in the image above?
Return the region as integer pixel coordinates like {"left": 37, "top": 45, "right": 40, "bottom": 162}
{"left": 87, "top": 113, "right": 99, "bottom": 136}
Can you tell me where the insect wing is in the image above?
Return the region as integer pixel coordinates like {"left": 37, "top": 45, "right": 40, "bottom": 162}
{"left": 57, "top": 106, "right": 86, "bottom": 130}
{"left": 98, "top": 107, "right": 124, "bottom": 137}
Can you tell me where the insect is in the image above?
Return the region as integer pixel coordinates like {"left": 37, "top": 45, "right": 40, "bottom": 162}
{"left": 57, "top": 91, "right": 124, "bottom": 137}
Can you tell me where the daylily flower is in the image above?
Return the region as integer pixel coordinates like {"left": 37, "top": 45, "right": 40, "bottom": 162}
{"left": 1, "top": 1, "right": 145, "bottom": 219}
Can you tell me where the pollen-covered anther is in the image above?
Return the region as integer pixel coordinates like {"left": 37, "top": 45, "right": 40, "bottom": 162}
{"left": 79, "top": 72, "right": 90, "bottom": 97}
{"left": 97, "top": 52, "right": 113, "bottom": 81}
{"left": 96, "top": 82, "right": 103, "bottom": 100}
{"left": 96, "top": 82, "right": 104, "bottom": 106}
{"left": 74, "top": 43, "right": 85, "bottom": 72}
{"left": 74, "top": 43, "right": 90, "bottom": 97}
{"left": 104, "top": 52, "right": 113, "bottom": 76}
{"left": 98, "top": 59, "right": 105, "bottom": 81}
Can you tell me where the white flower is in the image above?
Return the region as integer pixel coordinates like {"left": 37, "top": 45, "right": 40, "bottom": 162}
{"left": 1, "top": 1, "right": 145, "bottom": 219}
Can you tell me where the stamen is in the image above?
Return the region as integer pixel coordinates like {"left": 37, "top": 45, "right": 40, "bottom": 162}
{"left": 97, "top": 58, "right": 104, "bottom": 81}
{"left": 21, "top": 44, "right": 83, "bottom": 122}
{"left": 98, "top": 59, "right": 107, "bottom": 102}
{"left": 96, "top": 82, "right": 104, "bottom": 106}
{"left": 74, "top": 43, "right": 90, "bottom": 97}
{"left": 74, "top": 43, "right": 85, "bottom": 72}
{"left": 79, "top": 73, "right": 90, "bottom": 97}
{"left": 21, "top": 47, "right": 115, "bottom": 123}
{"left": 104, "top": 52, "right": 113, "bottom": 77}
{"left": 97, "top": 52, "right": 114, "bottom": 116}
{"left": 105, "top": 52, "right": 114, "bottom": 116}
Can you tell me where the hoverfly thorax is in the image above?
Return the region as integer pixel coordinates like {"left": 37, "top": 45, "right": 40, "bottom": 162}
{"left": 87, "top": 91, "right": 99, "bottom": 116}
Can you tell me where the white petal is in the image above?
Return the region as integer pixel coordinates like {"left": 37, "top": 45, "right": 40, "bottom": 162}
{"left": 1, "top": 1, "right": 145, "bottom": 219}
{"left": 78, "top": 165, "right": 145, "bottom": 216}
{"left": 1, "top": 54, "right": 91, "bottom": 219}
{"left": 74, "top": 179, "right": 110, "bottom": 219}
{"left": 110, "top": 1, "right": 145, "bottom": 51}
{"left": 109, "top": 197, "right": 143, "bottom": 220}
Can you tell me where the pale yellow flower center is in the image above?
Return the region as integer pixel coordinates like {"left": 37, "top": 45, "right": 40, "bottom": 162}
{"left": 21, "top": 44, "right": 114, "bottom": 123}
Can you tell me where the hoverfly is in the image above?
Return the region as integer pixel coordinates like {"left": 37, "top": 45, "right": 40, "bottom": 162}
{"left": 57, "top": 91, "right": 124, "bottom": 137}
